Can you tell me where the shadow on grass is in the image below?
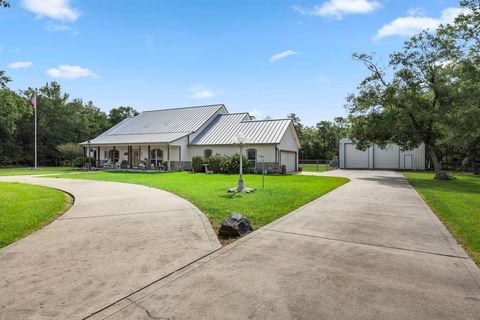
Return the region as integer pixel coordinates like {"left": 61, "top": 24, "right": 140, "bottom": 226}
{"left": 408, "top": 176, "right": 480, "bottom": 196}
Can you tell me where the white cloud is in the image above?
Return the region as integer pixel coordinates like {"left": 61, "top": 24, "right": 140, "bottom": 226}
{"left": 375, "top": 7, "right": 467, "bottom": 40}
{"left": 249, "top": 109, "right": 264, "bottom": 118}
{"left": 22, "top": 0, "right": 80, "bottom": 21}
{"left": 45, "top": 24, "right": 72, "bottom": 32}
{"left": 293, "top": 0, "right": 381, "bottom": 19}
{"left": 190, "top": 90, "right": 214, "bottom": 99}
{"left": 46, "top": 65, "right": 98, "bottom": 79}
{"left": 8, "top": 61, "right": 32, "bottom": 69}
{"left": 269, "top": 50, "right": 299, "bottom": 63}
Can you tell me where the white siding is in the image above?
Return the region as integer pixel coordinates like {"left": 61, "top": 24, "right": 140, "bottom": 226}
{"left": 339, "top": 138, "right": 425, "bottom": 170}
{"left": 278, "top": 123, "right": 300, "bottom": 152}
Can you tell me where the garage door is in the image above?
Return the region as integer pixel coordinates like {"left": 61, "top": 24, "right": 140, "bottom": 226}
{"left": 280, "top": 151, "right": 296, "bottom": 172}
{"left": 373, "top": 144, "right": 400, "bottom": 169}
{"left": 344, "top": 144, "right": 369, "bottom": 169}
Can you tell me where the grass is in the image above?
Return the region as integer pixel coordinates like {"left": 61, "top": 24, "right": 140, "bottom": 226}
{"left": 0, "top": 166, "right": 77, "bottom": 176}
{"left": 300, "top": 163, "right": 331, "bottom": 172}
{"left": 52, "top": 171, "right": 348, "bottom": 228}
{"left": 0, "top": 182, "right": 72, "bottom": 248}
{"left": 404, "top": 171, "right": 480, "bottom": 265}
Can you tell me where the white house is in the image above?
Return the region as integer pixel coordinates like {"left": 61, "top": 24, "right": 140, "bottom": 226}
{"left": 339, "top": 138, "right": 425, "bottom": 170}
{"left": 81, "top": 104, "right": 300, "bottom": 172}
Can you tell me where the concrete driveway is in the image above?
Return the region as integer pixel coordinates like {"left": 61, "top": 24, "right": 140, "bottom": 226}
{"left": 0, "top": 176, "right": 220, "bottom": 320}
{"left": 91, "top": 170, "right": 480, "bottom": 320}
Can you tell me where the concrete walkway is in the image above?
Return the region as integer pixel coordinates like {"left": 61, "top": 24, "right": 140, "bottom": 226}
{"left": 0, "top": 176, "right": 220, "bottom": 320}
{"left": 91, "top": 170, "right": 480, "bottom": 320}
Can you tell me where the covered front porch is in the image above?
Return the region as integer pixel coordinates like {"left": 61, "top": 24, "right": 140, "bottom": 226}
{"left": 83, "top": 143, "right": 187, "bottom": 171}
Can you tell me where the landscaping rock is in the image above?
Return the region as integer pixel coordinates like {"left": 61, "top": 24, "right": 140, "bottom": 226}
{"left": 434, "top": 171, "right": 452, "bottom": 180}
{"left": 219, "top": 213, "right": 253, "bottom": 237}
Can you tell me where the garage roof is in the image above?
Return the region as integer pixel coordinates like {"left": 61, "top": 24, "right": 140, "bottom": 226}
{"left": 191, "top": 113, "right": 293, "bottom": 145}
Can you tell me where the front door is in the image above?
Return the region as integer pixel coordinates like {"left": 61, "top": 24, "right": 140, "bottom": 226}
{"left": 133, "top": 149, "right": 140, "bottom": 167}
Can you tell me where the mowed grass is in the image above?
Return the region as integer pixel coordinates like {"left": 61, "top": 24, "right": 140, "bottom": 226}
{"left": 0, "top": 166, "right": 77, "bottom": 176}
{"left": 300, "top": 163, "right": 331, "bottom": 172}
{"left": 0, "top": 182, "right": 72, "bottom": 248}
{"left": 53, "top": 171, "right": 348, "bottom": 228}
{"left": 404, "top": 172, "right": 480, "bottom": 265}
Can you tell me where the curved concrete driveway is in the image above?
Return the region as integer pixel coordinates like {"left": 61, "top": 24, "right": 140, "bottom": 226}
{"left": 93, "top": 170, "right": 480, "bottom": 320}
{"left": 0, "top": 176, "right": 220, "bottom": 320}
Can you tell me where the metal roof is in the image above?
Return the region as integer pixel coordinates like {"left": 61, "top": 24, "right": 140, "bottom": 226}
{"left": 191, "top": 113, "right": 293, "bottom": 145}
{"left": 108, "top": 104, "right": 225, "bottom": 135}
{"left": 84, "top": 104, "right": 225, "bottom": 145}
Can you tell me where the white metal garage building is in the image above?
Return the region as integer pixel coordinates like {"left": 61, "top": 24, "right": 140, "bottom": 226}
{"left": 339, "top": 138, "right": 425, "bottom": 170}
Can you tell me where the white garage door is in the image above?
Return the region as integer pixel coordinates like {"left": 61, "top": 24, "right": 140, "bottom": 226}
{"left": 344, "top": 144, "right": 369, "bottom": 169}
{"left": 280, "top": 151, "right": 296, "bottom": 172}
{"left": 374, "top": 144, "right": 400, "bottom": 169}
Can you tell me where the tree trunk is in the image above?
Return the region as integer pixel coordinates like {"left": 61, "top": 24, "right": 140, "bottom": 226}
{"left": 427, "top": 144, "right": 450, "bottom": 180}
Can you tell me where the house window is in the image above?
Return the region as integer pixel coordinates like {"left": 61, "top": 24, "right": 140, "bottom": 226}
{"left": 150, "top": 149, "right": 163, "bottom": 167}
{"left": 247, "top": 148, "right": 257, "bottom": 166}
{"left": 108, "top": 149, "right": 119, "bottom": 163}
{"left": 203, "top": 149, "right": 213, "bottom": 158}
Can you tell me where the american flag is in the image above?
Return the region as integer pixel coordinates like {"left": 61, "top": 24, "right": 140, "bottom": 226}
{"left": 31, "top": 95, "right": 36, "bottom": 109}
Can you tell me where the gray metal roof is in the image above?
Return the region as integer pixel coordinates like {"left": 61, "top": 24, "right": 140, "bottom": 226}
{"left": 191, "top": 113, "right": 293, "bottom": 145}
{"left": 84, "top": 104, "right": 225, "bottom": 145}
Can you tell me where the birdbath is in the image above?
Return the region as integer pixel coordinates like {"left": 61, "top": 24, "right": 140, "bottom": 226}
{"left": 228, "top": 133, "right": 255, "bottom": 193}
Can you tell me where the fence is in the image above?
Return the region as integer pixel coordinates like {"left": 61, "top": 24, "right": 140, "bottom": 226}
{"left": 435, "top": 161, "right": 480, "bottom": 173}
{"left": 299, "top": 159, "right": 337, "bottom": 172}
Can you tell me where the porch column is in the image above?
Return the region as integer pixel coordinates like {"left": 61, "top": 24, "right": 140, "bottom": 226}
{"left": 147, "top": 145, "right": 151, "bottom": 170}
{"left": 113, "top": 146, "right": 116, "bottom": 166}
{"left": 97, "top": 146, "right": 100, "bottom": 168}
{"left": 179, "top": 146, "right": 182, "bottom": 170}
{"left": 83, "top": 146, "right": 86, "bottom": 168}
{"left": 128, "top": 146, "right": 133, "bottom": 169}
{"left": 167, "top": 145, "right": 170, "bottom": 171}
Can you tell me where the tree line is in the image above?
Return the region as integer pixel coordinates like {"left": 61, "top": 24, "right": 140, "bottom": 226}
{"left": 0, "top": 81, "right": 138, "bottom": 166}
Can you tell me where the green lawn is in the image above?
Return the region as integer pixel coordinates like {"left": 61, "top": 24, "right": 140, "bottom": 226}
{"left": 404, "top": 172, "right": 480, "bottom": 265}
{"left": 300, "top": 163, "right": 331, "bottom": 172}
{"left": 52, "top": 171, "right": 348, "bottom": 228}
{"left": 0, "top": 166, "right": 77, "bottom": 176}
{"left": 0, "top": 182, "right": 72, "bottom": 248}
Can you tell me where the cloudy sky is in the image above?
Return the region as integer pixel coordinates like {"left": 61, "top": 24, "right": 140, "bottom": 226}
{"left": 1, "top": 0, "right": 462, "bottom": 125}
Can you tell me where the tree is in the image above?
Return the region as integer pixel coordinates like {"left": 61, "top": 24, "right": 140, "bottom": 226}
{"left": 0, "top": 2, "right": 11, "bottom": 88}
{"left": 57, "top": 143, "right": 83, "bottom": 165}
{"left": 0, "top": 70, "right": 11, "bottom": 89}
{"left": 0, "top": 89, "right": 29, "bottom": 165}
{"left": 108, "top": 106, "right": 138, "bottom": 126}
{"left": 347, "top": 24, "right": 466, "bottom": 179}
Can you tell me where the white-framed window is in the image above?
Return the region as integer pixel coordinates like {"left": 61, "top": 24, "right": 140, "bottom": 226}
{"left": 247, "top": 148, "right": 257, "bottom": 166}
{"left": 203, "top": 149, "right": 213, "bottom": 158}
{"left": 150, "top": 149, "right": 163, "bottom": 167}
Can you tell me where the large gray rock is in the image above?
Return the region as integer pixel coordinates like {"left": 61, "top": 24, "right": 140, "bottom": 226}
{"left": 219, "top": 213, "right": 253, "bottom": 237}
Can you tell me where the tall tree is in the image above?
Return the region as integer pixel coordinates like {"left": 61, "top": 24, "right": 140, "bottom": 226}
{"left": 347, "top": 25, "right": 464, "bottom": 179}
{"left": 108, "top": 106, "right": 138, "bottom": 126}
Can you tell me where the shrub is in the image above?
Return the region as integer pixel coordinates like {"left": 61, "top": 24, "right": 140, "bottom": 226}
{"left": 192, "top": 156, "right": 205, "bottom": 172}
{"left": 208, "top": 155, "right": 223, "bottom": 173}
{"left": 57, "top": 143, "right": 83, "bottom": 166}
{"left": 220, "top": 154, "right": 249, "bottom": 174}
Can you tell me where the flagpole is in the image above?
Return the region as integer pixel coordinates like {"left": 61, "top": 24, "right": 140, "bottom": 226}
{"left": 34, "top": 93, "right": 37, "bottom": 170}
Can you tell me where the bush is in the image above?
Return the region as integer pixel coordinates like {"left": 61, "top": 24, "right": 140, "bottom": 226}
{"left": 220, "top": 154, "right": 249, "bottom": 174}
{"left": 192, "top": 156, "right": 206, "bottom": 172}
{"left": 57, "top": 143, "right": 83, "bottom": 166}
{"left": 208, "top": 155, "right": 223, "bottom": 173}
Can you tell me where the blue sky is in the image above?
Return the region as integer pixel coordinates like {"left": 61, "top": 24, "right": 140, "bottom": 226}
{"left": 1, "top": 0, "right": 461, "bottom": 125}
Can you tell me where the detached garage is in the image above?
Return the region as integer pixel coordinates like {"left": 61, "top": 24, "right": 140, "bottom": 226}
{"left": 339, "top": 138, "right": 425, "bottom": 170}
